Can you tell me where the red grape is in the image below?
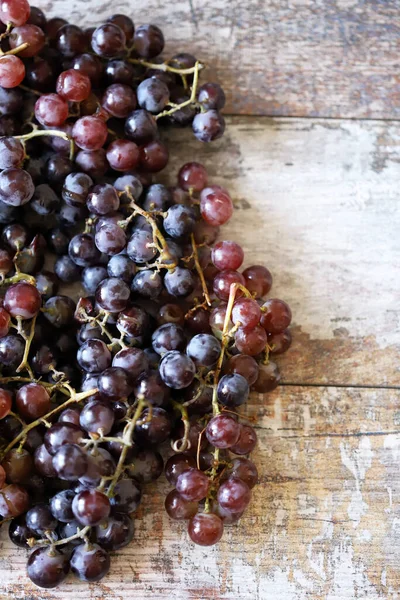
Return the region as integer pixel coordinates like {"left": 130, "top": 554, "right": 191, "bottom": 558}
{"left": 217, "top": 477, "right": 251, "bottom": 513}
{"left": 206, "top": 414, "right": 241, "bottom": 449}
{"left": 106, "top": 139, "right": 140, "bottom": 171}
{"left": 235, "top": 325, "right": 268, "bottom": 356}
{"left": 213, "top": 270, "right": 245, "bottom": 301}
{"left": 224, "top": 354, "right": 259, "bottom": 386}
{"left": 260, "top": 298, "right": 292, "bottom": 334}
{"left": 176, "top": 467, "right": 210, "bottom": 501}
{"left": 188, "top": 512, "right": 223, "bottom": 546}
{"left": 242, "top": 265, "right": 273, "bottom": 298}
{"left": 0, "top": 0, "right": 30, "bottom": 27}
{"left": 72, "top": 116, "right": 108, "bottom": 151}
{"left": 0, "top": 55, "right": 25, "bottom": 88}
{"left": 165, "top": 489, "right": 198, "bottom": 520}
{"left": 230, "top": 424, "right": 257, "bottom": 455}
{"left": 56, "top": 69, "right": 91, "bottom": 102}
{"left": 4, "top": 282, "right": 41, "bottom": 319}
{"left": 268, "top": 329, "right": 292, "bottom": 354}
{"left": 35, "top": 93, "right": 69, "bottom": 127}
{"left": 200, "top": 186, "right": 233, "bottom": 226}
{"left": 178, "top": 162, "right": 208, "bottom": 192}
{"left": 211, "top": 240, "right": 244, "bottom": 271}
{"left": 232, "top": 298, "right": 262, "bottom": 329}
{"left": 0, "top": 307, "right": 10, "bottom": 338}
{"left": 252, "top": 361, "right": 281, "bottom": 392}
{"left": 0, "top": 387, "right": 12, "bottom": 419}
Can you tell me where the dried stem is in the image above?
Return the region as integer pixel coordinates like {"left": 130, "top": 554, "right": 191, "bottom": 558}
{"left": 15, "top": 315, "right": 37, "bottom": 377}
{"left": 190, "top": 233, "right": 211, "bottom": 307}
{"left": 171, "top": 400, "right": 191, "bottom": 453}
{"left": 129, "top": 58, "right": 204, "bottom": 77}
{"left": 155, "top": 61, "right": 201, "bottom": 121}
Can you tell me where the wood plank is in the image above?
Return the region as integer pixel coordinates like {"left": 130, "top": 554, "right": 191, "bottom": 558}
{"left": 46, "top": 0, "right": 400, "bottom": 119}
{"left": 157, "top": 116, "right": 400, "bottom": 386}
{"left": 1, "top": 386, "right": 400, "bottom": 599}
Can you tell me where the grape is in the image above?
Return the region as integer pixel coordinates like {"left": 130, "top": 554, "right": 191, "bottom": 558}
{"left": 0, "top": 137, "right": 24, "bottom": 169}
{"left": 224, "top": 457, "right": 258, "bottom": 489}
{"left": 108, "top": 13, "right": 134, "bottom": 43}
{"left": 235, "top": 325, "right": 267, "bottom": 356}
{"left": 0, "top": 387, "right": 12, "bottom": 418}
{"left": 225, "top": 354, "right": 259, "bottom": 385}
{"left": 230, "top": 424, "right": 257, "bottom": 455}
{"left": 72, "top": 489, "right": 110, "bottom": 526}
{"left": 31, "top": 184, "right": 59, "bottom": 216}
{"left": 132, "top": 269, "right": 163, "bottom": 299}
{"left": 182, "top": 381, "right": 213, "bottom": 416}
{"left": 134, "top": 407, "right": 172, "bottom": 445}
{"left": 152, "top": 323, "right": 186, "bottom": 355}
{"left": 114, "top": 172, "right": 143, "bottom": 200}
{"left": 71, "top": 53, "right": 103, "bottom": 85}
{"left": 107, "top": 255, "right": 136, "bottom": 283}
{"left": 157, "top": 303, "right": 185, "bottom": 327}
{"left": 87, "top": 183, "right": 119, "bottom": 215}
{"left": 56, "top": 69, "right": 91, "bottom": 102}
{"left": 0, "top": 168, "right": 34, "bottom": 206}
{"left": 200, "top": 186, "right": 233, "bottom": 226}
{"left": 106, "top": 139, "right": 140, "bottom": 171}
{"left": 252, "top": 361, "right": 281, "bottom": 392}
{"left": 217, "top": 374, "right": 249, "bottom": 407}
{"left": 27, "top": 547, "right": 69, "bottom": 589}
{"left": 116, "top": 305, "right": 149, "bottom": 338}
{"left": 2, "top": 447, "right": 33, "bottom": 483}
{"left": 82, "top": 265, "right": 107, "bottom": 293}
{"left": 165, "top": 454, "right": 196, "bottom": 486}
{"left": 4, "top": 282, "right": 41, "bottom": 319}
{"left": 56, "top": 24, "right": 87, "bottom": 57}
{"left": 137, "top": 77, "right": 169, "bottom": 113}
{"left": 232, "top": 298, "right": 261, "bottom": 329}
{"left": 0, "top": 0, "right": 30, "bottom": 26}
{"left": 97, "top": 367, "right": 132, "bottom": 400}
{"left": 127, "top": 228, "right": 157, "bottom": 263}
{"left": 16, "top": 383, "right": 50, "bottom": 421}
{"left": 268, "top": 328, "right": 292, "bottom": 354}
{"left": 163, "top": 205, "right": 196, "bottom": 239}
{"left": 165, "top": 490, "right": 198, "bottom": 520}
{"left": 76, "top": 148, "right": 108, "bottom": 178}
{"left": 0, "top": 305, "right": 10, "bottom": 338}
{"left": 134, "top": 25, "right": 164, "bottom": 58}
{"left": 164, "top": 267, "right": 195, "bottom": 297}
{"left": 0, "top": 484, "right": 29, "bottom": 517}
{"left": 188, "top": 513, "right": 223, "bottom": 546}
{"left": 68, "top": 233, "right": 101, "bottom": 267}
{"left": 140, "top": 140, "right": 169, "bottom": 172}
{"left": 0, "top": 334, "right": 24, "bottom": 367}
{"left": 26, "top": 504, "right": 57, "bottom": 535}
{"left": 260, "top": 298, "right": 292, "bottom": 333}
{"left": 95, "top": 514, "right": 134, "bottom": 551}
{"left": 125, "top": 109, "right": 157, "bottom": 145}
{"left": 72, "top": 116, "right": 108, "bottom": 151}
{"left": 58, "top": 407, "right": 81, "bottom": 426}
{"left": 44, "top": 423, "right": 83, "bottom": 456}
{"left": 206, "top": 414, "right": 241, "bottom": 449}
{"left": 193, "top": 110, "right": 225, "bottom": 142}
{"left": 95, "top": 277, "right": 130, "bottom": 312}
{"left": 133, "top": 370, "right": 170, "bottom": 406}
{"left": 109, "top": 478, "right": 141, "bottom": 513}
{"left": 25, "top": 56, "right": 54, "bottom": 91}
{"left": 213, "top": 270, "right": 245, "bottom": 301}
{"left": 79, "top": 400, "right": 115, "bottom": 435}
{"left": 198, "top": 82, "right": 226, "bottom": 110}
{"left": 27, "top": 6, "right": 46, "bottom": 28}
{"left": 34, "top": 93, "right": 68, "bottom": 127}
{"left": 242, "top": 265, "right": 273, "bottom": 298}
{"left": 52, "top": 443, "right": 88, "bottom": 480}
{"left": 34, "top": 444, "right": 56, "bottom": 478}
{"left": 126, "top": 449, "right": 163, "bottom": 483}
{"left": 79, "top": 447, "right": 115, "bottom": 486}
{"left": 102, "top": 83, "right": 137, "bottom": 118}
{"left": 178, "top": 162, "right": 208, "bottom": 192}
{"left": 43, "top": 295, "right": 75, "bottom": 327}
{"left": 112, "top": 347, "right": 149, "bottom": 381}
{"left": 9, "top": 24, "right": 45, "bottom": 57}
{"left": 217, "top": 477, "right": 251, "bottom": 514}
{"left": 9, "top": 515, "right": 37, "bottom": 548}
{"left": 159, "top": 351, "right": 196, "bottom": 389}
{"left": 92, "top": 23, "right": 126, "bottom": 58}
{"left": 77, "top": 339, "right": 112, "bottom": 373}
{"left": 50, "top": 489, "right": 75, "bottom": 522}
{"left": 186, "top": 333, "right": 221, "bottom": 367}
{"left": 176, "top": 467, "right": 210, "bottom": 501}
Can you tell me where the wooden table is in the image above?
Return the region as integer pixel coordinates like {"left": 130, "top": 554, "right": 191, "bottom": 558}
{"left": 1, "top": 1, "right": 399, "bottom": 599}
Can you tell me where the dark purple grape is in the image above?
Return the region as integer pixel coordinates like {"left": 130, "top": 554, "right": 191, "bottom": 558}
{"left": 131, "top": 269, "right": 162, "bottom": 299}
{"left": 70, "top": 542, "right": 110, "bottom": 582}
{"left": 109, "top": 478, "right": 141, "bottom": 513}
{"left": 134, "top": 24, "right": 164, "bottom": 58}
{"left": 133, "top": 369, "right": 170, "bottom": 406}
{"left": 95, "top": 222, "right": 127, "bottom": 256}
{"left": 79, "top": 400, "right": 115, "bottom": 435}
{"left": 54, "top": 255, "right": 81, "bottom": 283}
{"left": 107, "top": 254, "right": 136, "bottom": 283}
{"left": 79, "top": 448, "right": 115, "bottom": 487}
{"left": 44, "top": 423, "right": 84, "bottom": 456}
{"left": 43, "top": 295, "right": 75, "bottom": 327}
{"left": 97, "top": 367, "right": 132, "bottom": 400}
{"left": 126, "top": 449, "right": 163, "bottom": 483}
{"left": 142, "top": 183, "right": 171, "bottom": 212}
{"left": 9, "top": 515, "right": 37, "bottom": 548}
{"left": 192, "top": 110, "right": 225, "bottom": 142}
{"left": 52, "top": 444, "right": 88, "bottom": 481}
{"left": 165, "top": 454, "right": 196, "bottom": 486}
{"left": 159, "top": 351, "right": 196, "bottom": 389}
{"left": 164, "top": 267, "right": 195, "bottom": 297}
{"left": 95, "top": 277, "right": 130, "bottom": 312}
{"left": 112, "top": 347, "right": 149, "bottom": 382}
{"left": 50, "top": 489, "right": 75, "bottom": 522}
{"left": 68, "top": 233, "right": 101, "bottom": 267}
{"left": 124, "top": 109, "right": 157, "bottom": 145}
{"left": 77, "top": 339, "right": 112, "bottom": 373}
{"left": 82, "top": 266, "right": 107, "bottom": 294}
{"left": 198, "top": 82, "right": 226, "bottom": 110}
{"left": 186, "top": 334, "right": 221, "bottom": 367}
{"left": 91, "top": 23, "right": 126, "bottom": 58}
{"left": 217, "top": 374, "right": 249, "bottom": 407}
{"left": 127, "top": 228, "right": 157, "bottom": 263}
{"left": 152, "top": 323, "right": 185, "bottom": 355}
{"left": 137, "top": 77, "right": 169, "bottom": 113}
{"left": 72, "top": 489, "right": 111, "bottom": 526}
{"left": 96, "top": 513, "right": 134, "bottom": 550}
{"left": 27, "top": 547, "right": 69, "bottom": 589}
{"left": 26, "top": 504, "right": 58, "bottom": 535}
{"left": 134, "top": 407, "right": 172, "bottom": 446}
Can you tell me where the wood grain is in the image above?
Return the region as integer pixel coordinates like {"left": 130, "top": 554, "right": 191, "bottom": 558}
{"left": 44, "top": 0, "right": 400, "bottom": 119}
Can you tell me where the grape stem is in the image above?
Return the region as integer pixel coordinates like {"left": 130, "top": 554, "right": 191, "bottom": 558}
{"left": 14, "top": 129, "right": 74, "bottom": 162}
{"left": 171, "top": 400, "right": 190, "bottom": 452}
{"left": 119, "top": 190, "right": 177, "bottom": 269}
{"left": 106, "top": 398, "right": 146, "bottom": 496}
{"left": 15, "top": 314, "right": 37, "bottom": 378}
{"left": 28, "top": 525, "right": 91, "bottom": 549}
{"left": 0, "top": 387, "right": 98, "bottom": 461}
{"left": 129, "top": 58, "right": 204, "bottom": 76}
{"left": 155, "top": 61, "right": 201, "bottom": 121}
{"left": 190, "top": 233, "right": 211, "bottom": 307}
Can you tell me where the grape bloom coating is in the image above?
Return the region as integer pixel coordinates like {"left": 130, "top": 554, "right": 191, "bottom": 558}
{"left": 0, "top": 0, "right": 292, "bottom": 589}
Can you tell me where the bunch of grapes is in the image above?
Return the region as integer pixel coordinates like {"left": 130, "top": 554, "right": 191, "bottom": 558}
{"left": 0, "top": 0, "right": 293, "bottom": 590}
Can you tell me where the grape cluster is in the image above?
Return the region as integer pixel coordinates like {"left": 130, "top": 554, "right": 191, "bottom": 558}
{"left": 0, "top": 0, "right": 293, "bottom": 590}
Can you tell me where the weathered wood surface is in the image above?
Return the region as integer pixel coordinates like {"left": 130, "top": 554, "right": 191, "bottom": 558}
{"left": 0, "top": 116, "right": 399, "bottom": 599}
{"left": 46, "top": 0, "right": 400, "bottom": 119}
